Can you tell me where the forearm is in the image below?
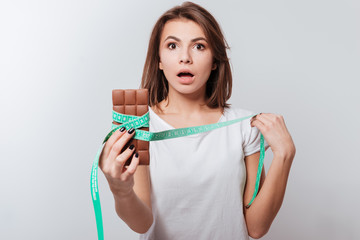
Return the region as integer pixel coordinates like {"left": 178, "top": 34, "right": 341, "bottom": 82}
{"left": 244, "top": 154, "right": 294, "bottom": 238}
{"left": 113, "top": 190, "right": 153, "bottom": 234}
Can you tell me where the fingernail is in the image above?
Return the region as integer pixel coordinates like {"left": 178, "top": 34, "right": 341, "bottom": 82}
{"left": 129, "top": 144, "right": 135, "bottom": 150}
{"left": 128, "top": 128, "right": 135, "bottom": 134}
{"left": 119, "top": 127, "right": 126, "bottom": 132}
{"left": 135, "top": 152, "right": 139, "bottom": 158}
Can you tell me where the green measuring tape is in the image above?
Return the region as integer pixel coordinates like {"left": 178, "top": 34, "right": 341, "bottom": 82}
{"left": 91, "top": 110, "right": 265, "bottom": 239}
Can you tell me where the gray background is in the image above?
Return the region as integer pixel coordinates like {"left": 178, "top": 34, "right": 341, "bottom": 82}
{"left": 1, "top": 0, "right": 359, "bottom": 239}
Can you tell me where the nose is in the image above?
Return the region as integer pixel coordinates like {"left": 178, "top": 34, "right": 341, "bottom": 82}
{"left": 179, "top": 48, "right": 192, "bottom": 64}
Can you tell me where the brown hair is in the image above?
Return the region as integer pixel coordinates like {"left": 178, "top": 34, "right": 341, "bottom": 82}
{"left": 140, "top": 1, "right": 232, "bottom": 113}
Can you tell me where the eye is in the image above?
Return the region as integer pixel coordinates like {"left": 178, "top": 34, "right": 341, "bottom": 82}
{"left": 167, "top": 43, "right": 177, "bottom": 50}
{"left": 194, "top": 43, "right": 205, "bottom": 50}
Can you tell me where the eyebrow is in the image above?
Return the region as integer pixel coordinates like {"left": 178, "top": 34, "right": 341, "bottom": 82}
{"left": 164, "top": 36, "right": 208, "bottom": 43}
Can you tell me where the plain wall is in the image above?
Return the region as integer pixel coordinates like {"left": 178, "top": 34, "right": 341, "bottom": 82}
{"left": 0, "top": 0, "right": 359, "bottom": 239}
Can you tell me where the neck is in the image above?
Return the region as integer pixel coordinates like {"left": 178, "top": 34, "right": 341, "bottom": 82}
{"left": 159, "top": 86, "right": 209, "bottom": 115}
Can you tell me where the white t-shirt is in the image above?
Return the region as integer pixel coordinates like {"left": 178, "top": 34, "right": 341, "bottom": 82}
{"left": 139, "top": 106, "right": 269, "bottom": 240}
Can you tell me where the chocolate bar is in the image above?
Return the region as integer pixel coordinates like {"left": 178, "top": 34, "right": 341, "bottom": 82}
{"left": 112, "top": 89, "right": 149, "bottom": 165}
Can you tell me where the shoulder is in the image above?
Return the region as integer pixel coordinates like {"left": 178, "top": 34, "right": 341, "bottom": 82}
{"left": 225, "top": 106, "right": 255, "bottom": 118}
{"left": 225, "top": 106, "right": 263, "bottom": 142}
{"left": 225, "top": 106, "right": 256, "bottom": 131}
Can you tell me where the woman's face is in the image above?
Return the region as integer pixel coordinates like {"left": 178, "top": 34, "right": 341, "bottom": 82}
{"left": 158, "top": 18, "right": 216, "bottom": 97}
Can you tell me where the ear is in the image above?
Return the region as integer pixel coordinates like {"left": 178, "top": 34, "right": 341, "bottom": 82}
{"left": 212, "top": 62, "right": 217, "bottom": 70}
{"left": 159, "top": 61, "right": 163, "bottom": 70}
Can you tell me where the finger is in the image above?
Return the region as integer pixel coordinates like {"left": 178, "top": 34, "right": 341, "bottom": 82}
{"left": 112, "top": 144, "right": 136, "bottom": 178}
{"left": 108, "top": 127, "right": 136, "bottom": 162}
{"left": 258, "top": 113, "right": 279, "bottom": 122}
{"left": 250, "top": 118, "right": 266, "bottom": 133}
{"left": 257, "top": 114, "right": 287, "bottom": 132}
{"left": 252, "top": 113, "right": 273, "bottom": 127}
{"left": 122, "top": 153, "right": 140, "bottom": 180}
{"left": 250, "top": 113, "right": 267, "bottom": 123}
{"left": 250, "top": 113, "right": 261, "bottom": 122}
{"left": 102, "top": 126, "right": 127, "bottom": 160}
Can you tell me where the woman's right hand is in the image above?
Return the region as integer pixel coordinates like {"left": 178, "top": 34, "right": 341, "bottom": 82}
{"left": 99, "top": 127, "right": 140, "bottom": 197}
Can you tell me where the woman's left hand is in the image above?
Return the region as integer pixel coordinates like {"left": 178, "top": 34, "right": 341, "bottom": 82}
{"left": 251, "top": 113, "right": 296, "bottom": 160}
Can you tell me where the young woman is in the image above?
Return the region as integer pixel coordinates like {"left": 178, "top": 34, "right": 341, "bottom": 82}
{"left": 99, "top": 2, "right": 296, "bottom": 239}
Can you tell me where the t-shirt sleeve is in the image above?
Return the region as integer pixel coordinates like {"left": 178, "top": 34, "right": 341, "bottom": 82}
{"left": 242, "top": 117, "right": 270, "bottom": 156}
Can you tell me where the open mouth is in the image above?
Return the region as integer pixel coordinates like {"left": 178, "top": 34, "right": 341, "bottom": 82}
{"left": 177, "top": 72, "right": 194, "bottom": 78}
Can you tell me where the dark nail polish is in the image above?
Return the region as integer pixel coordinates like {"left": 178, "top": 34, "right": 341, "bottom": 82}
{"left": 129, "top": 144, "right": 135, "bottom": 150}
{"left": 119, "top": 127, "right": 126, "bottom": 132}
{"left": 128, "top": 128, "right": 135, "bottom": 134}
{"left": 135, "top": 152, "right": 139, "bottom": 158}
